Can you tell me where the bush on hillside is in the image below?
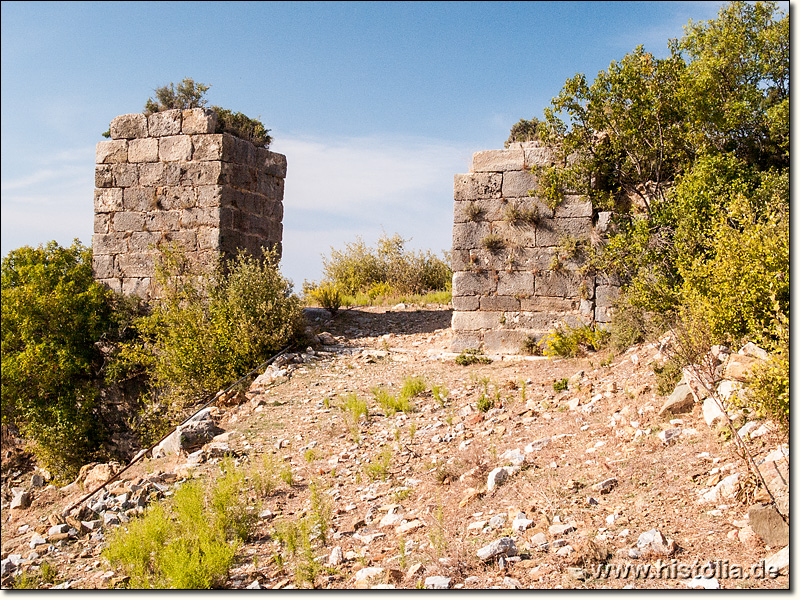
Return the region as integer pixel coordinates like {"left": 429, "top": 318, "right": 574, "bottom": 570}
{"left": 316, "top": 233, "right": 451, "bottom": 297}
{"left": 1, "top": 241, "right": 119, "bottom": 477}
{"left": 115, "top": 247, "right": 302, "bottom": 435}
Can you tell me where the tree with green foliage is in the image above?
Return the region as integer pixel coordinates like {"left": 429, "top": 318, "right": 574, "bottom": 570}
{"left": 505, "top": 117, "right": 543, "bottom": 147}
{"left": 1, "top": 241, "right": 116, "bottom": 476}
{"left": 518, "top": 1, "right": 788, "bottom": 425}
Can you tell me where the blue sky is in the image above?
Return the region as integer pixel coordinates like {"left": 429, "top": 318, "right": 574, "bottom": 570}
{"left": 0, "top": 1, "right": 789, "bottom": 287}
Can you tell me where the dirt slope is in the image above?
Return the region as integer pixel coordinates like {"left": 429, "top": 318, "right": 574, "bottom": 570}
{"left": 1, "top": 305, "right": 789, "bottom": 589}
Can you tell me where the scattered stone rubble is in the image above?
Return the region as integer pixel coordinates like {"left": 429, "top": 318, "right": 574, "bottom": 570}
{"left": 0, "top": 309, "right": 788, "bottom": 589}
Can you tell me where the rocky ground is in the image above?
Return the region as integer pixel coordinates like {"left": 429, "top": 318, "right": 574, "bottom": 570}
{"left": 0, "top": 304, "right": 790, "bottom": 589}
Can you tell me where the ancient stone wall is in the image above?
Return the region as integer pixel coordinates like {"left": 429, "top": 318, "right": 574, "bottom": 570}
{"left": 92, "top": 108, "right": 286, "bottom": 298}
{"left": 450, "top": 142, "right": 618, "bottom": 354}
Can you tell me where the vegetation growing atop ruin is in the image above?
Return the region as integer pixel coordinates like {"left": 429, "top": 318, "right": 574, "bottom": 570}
{"left": 142, "top": 77, "right": 272, "bottom": 148}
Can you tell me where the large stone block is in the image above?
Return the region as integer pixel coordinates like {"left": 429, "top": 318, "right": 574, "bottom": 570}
{"left": 483, "top": 329, "right": 530, "bottom": 354}
{"left": 128, "top": 138, "right": 159, "bottom": 163}
{"left": 182, "top": 108, "right": 218, "bottom": 134}
{"left": 535, "top": 271, "right": 582, "bottom": 298}
{"left": 123, "top": 187, "right": 157, "bottom": 212}
{"left": 94, "top": 213, "right": 110, "bottom": 234}
{"left": 93, "top": 233, "right": 128, "bottom": 254}
{"left": 162, "top": 230, "right": 198, "bottom": 251}
{"left": 454, "top": 173, "right": 502, "bottom": 200}
{"left": 523, "top": 144, "right": 558, "bottom": 167}
{"left": 96, "top": 140, "right": 128, "bottom": 164}
{"left": 496, "top": 271, "right": 535, "bottom": 296}
{"left": 148, "top": 109, "right": 182, "bottom": 137}
{"left": 452, "top": 310, "right": 502, "bottom": 331}
{"left": 554, "top": 196, "right": 592, "bottom": 218}
{"left": 257, "top": 174, "right": 283, "bottom": 198}
{"left": 138, "top": 162, "right": 165, "bottom": 187}
{"left": 110, "top": 113, "right": 148, "bottom": 139}
{"left": 112, "top": 211, "right": 145, "bottom": 232}
{"left": 509, "top": 311, "right": 559, "bottom": 331}
{"left": 95, "top": 165, "right": 113, "bottom": 188}
{"left": 117, "top": 253, "right": 155, "bottom": 278}
{"left": 501, "top": 170, "right": 539, "bottom": 198}
{"left": 452, "top": 295, "right": 479, "bottom": 311}
{"left": 157, "top": 186, "right": 196, "bottom": 211}
{"left": 111, "top": 164, "right": 138, "bottom": 188}
{"left": 452, "top": 222, "right": 490, "bottom": 250}
{"left": 452, "top": 271, "right": 495, "bottom": 296}
{"left": 492, "top": 220, "right": 536, "bottom": 249}
{"left": 129, "top": 231, "right": 162, "bottom": 253}
{"left": 472, "top": 147, "right": 525, "bottom": 172}
{"left": 180, "top": 161, "right": 223, "bottom": 186}
{"left": 520, "top": 296, "right": 578, "bottom": 312}
{"left": 144, "top": 210, "right": 180, "bottom": 232}
{"left": 595, "top": 285, "right": 619, "bottom": 308}
{"left": 159, "top": 135, "right": 193, "bottom": 162}
{"left": 94, "top": 188, "right": 123, "bottom": 212}
{"left": 480, "top": 296, "right": 520, "bottom": 311}
{"left": 450, "top": 331, "right": 484, "bottom": 353}
{"left": 97, "top": 278, "right": 122, "bottom": 294}
{"left": 180, "top": 207, "right": 221, "bottom": 229}
{"left": 197, "top": 227, "right": 221, "bottom": 251}
{"left": 510, "top": 247, "right": 552, "bottom": 272}
{"left": 196, "top": 185, "right": 223, "bottom": 208}
{"left": 191, "top": 134, "right": 225, "bottom": 161}
{"left": 257, "top": 149, "right": 288, "bottom": 178}
{"left": 121, "top": 277, "right": 151, "bottom": 297}
{"left": 92, "top": 254, "right": 116, "bottom": 279}
{"left": 535, "top": 217, "right": 592, "bottom": 246}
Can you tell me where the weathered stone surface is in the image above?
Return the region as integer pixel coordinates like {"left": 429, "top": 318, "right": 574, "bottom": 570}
{"left": 257, "top": 148, "right": 288, "bottom": 178}
{"left": 723, "top": 354, "right": 762, "bottom": 381}
{"left": 659, "top": 378, "right": 695, "bottom": 416}
{"left": 110, "top": 113, "right": 148, "bottom": 139}
{"left": 477, "top": 537, "right": 518, "bottom": 560}
{"left": 501, "top": 170, "right": 539, "bottom": 197}
{"left": 128, "top": 138, "right": 159, "bottom": 163}
{"left": 636, "top": 529, "right": 677, "bottom": 556}
{"left": 554, "top": 196, "right": 592, "bottom": 218}
{"left": 425, "top": 576, "right": 451, "bottom": 589}
{"left": 450, "top": 331, "right": 484, "bottom": 353}
{"left": 454, "top": 173, "right": 502, "bottom": 200}
{"left": 453, "top": 271, "right": 495, "bottom": 296}
{"left": 452, "top": 295, "right": 480, "bottom": 311}
{"left": 480, "top": 295, "right": 520, "bottom": 311}
{"left": 472, "top": 147, "right": 524, "bottom": 172}
{"left": 523, "top": 143, "right": 557, "bottom": 166}
{"left": 159, "top": 135, "right": 193, "bottom": 162}
{"left": 763, "top": 545, "right": 789, "bottom": 575}
{"left": 452, "top": 222, "right": 490, "bottom": 250}
{"left": 702, "top": 397, "right": 727, "bottom": 427}
{"left": 452, "top": 310, "right": 502, "bottom": 331}
{"left": 182, "top": 108, "right": 217, "bottom": 134}
{"left": 96, "top": 140, "right": 128, "bottom": 164}
{"left": 148, "top": 109, "right": 182, "bottom": 136}
{"left": 497, "top": 271, "right": 535, "bottom": 296}
{"left": 94, "top": 188, "right": 123, "bottom": 212}
{"left": 748, "top": 504, "right": 789, "bottom": 547}
{"left": 11, "top": 490, "right": 32, "bottom": 511}
{"left": 111, "top": 164, "right": 138, "bottom": 188}
{"left": 535, "top": 271, "right": 582, "bottom": 298}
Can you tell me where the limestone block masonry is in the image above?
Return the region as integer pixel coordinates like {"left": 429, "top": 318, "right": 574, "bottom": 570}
{"left": 93, "top": 108, "right": 286, "bottom": 298}
{"left": 450, "top": 142, "right": 618, "bottom": 354}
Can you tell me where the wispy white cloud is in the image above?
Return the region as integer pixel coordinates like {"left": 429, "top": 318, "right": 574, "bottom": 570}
{"left": 273, "top": 134, "right": 469, "bottom": 284}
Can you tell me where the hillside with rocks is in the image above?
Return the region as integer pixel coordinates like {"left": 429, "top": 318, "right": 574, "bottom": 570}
{"left": 1, "top": 305, "right": 789, "bottom": 589}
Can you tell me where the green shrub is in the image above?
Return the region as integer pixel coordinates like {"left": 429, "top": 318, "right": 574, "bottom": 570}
{"left": 373, "top": 386, "right": 414, "bottom": 416}
{"left": 541, "top": 323, "right": 609, "bottom": 358}
{"left": 553, "top": 378, "right": 568, "bottom": 392}
{"left": 400, "top": 375, "right": 427, "bottom": 398}
{"left": 308, "top": 282, "right": 342, "bottom": 315}
{"left": 1, "top": 240, "right": 118, "bottom": 478}
{"left": 319, "top": 233, "right": 451, "bottom": 296}
{"left": 118, "top": 247, "right": 302, "bottom": 426}
{"left": 211, "top": 106, "right": 272, "bottom": 148}
{"left": 455, "top": 348, "right": 492, "bottom": 366}
{"left": 476, "top": 392, "right": 495, "bottom": 413}
{"left": 505, "top": 117, "right": 543, "bottom": 147}
{"left": 653, "top": 358, "right": 683, "bottom": 396}
{"left": 103, "top": 461, "right": 257, "bottom": 589}
{"left": 504, "top": 201, "right": 541, "bottom": 227}
{"left": 364, "top": 448, "right": 393, "bottom": 481}
{"left": 465, "top": 201, "right": 484, "bottom": 222}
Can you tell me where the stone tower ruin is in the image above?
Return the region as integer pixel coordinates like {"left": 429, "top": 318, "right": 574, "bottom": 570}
{"left": 450, "top": 142, "right": 619, "bottom": 354}
{"left": 92, "top": 108, "right": 286, "bottom": 298}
